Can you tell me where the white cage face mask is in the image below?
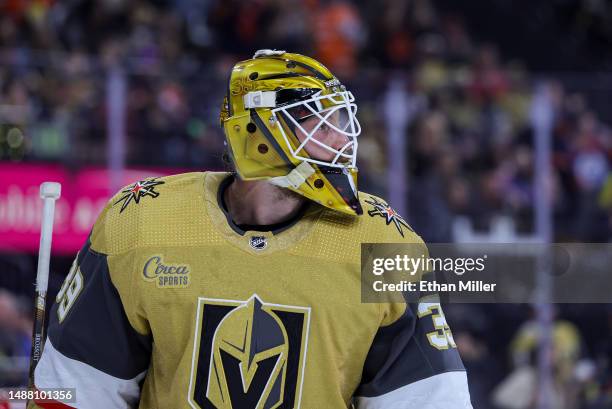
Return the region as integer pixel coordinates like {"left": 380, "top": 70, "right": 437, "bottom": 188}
{"left": 272, "top": 91, "right": 361, "bottom": 168}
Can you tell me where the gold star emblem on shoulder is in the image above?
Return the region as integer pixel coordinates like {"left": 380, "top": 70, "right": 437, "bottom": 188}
{"left": 364, "top": 197, "right": 413, "bottom": 237}
{"left": 114, "top": 178, "right": 165, "bottom": 213}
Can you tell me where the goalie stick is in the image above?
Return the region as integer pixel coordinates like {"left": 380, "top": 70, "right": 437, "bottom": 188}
{"left": 28, "top": 182, "right": 61, "bottom": 388}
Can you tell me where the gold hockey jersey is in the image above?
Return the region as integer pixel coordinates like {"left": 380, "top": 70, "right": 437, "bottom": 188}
{"left": 32, "top": 172, "right": 471, "bottom": 409}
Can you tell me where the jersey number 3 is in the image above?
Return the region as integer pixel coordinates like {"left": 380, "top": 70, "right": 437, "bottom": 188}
{"left": 417, "top": 300, "right": 456, "bottom": 350}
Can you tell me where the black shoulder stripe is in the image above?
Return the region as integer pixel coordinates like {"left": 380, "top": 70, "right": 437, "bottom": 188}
{"left": 75, "top": 237, "right": 91, "bottom": 265}
{"left": 48, "top": 241, "right": 151, "bottom": 380}
{"left": 356, "top": 303, "right": 465, "bottom": 397}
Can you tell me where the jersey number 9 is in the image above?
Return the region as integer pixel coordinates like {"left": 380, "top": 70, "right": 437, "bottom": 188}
{"left": 56, "top": 258, "right": 84, "bottom": 323}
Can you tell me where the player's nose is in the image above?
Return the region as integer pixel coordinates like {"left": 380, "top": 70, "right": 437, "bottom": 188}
{"left": 327, "top": 129, "right": 350, "bottom": 151}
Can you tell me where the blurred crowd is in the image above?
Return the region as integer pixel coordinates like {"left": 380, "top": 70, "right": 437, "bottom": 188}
{"left": 0, "top": 290, "right": 31, "bottom": 387}
{"left": 1, "top": 0, "right": 611, "bottom": 241}
{"left": 1, "top": 0, "right": 612, "bottom": 407}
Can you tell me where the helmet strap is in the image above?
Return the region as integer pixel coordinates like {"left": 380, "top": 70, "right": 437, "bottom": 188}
{"left": 269, "top": 162, "right": 316, "bottom": 189}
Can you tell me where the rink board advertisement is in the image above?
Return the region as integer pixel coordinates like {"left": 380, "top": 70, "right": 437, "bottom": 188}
{"left": 0, "top": 163, "right": 181, "bottom": 255}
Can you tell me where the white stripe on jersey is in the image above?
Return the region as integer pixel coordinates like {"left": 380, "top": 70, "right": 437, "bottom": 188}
{"left": 35, "top": 338, "right": 146, "bottom": 409}
{"left": 354, "top": 371, "right": 473, "bottom": 409}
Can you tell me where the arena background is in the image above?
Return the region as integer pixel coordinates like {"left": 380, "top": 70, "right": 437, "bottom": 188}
{"left": 0, "top": 0, "right": 611, "bottom": 408}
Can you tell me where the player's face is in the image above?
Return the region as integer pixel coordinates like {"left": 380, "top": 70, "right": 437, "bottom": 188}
{"left": 292, "top": 108, "right": 352, "bottom": 163}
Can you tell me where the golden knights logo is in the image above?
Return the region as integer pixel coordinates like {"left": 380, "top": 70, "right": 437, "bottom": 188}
{"left": 114, "top": 178, "right": 164, "bottom": 213}
{"left": 188, "top": 295, "right": 311, "bottom": 409}
{"left": 365, "top": 196, "right": 413, "bottom": 237}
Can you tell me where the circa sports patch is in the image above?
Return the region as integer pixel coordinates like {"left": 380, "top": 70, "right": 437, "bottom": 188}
{"left": 113, "top": 178, "right": 165, "bottom": 213}
{"left": 364, "top": 196, "right": 413, "bottom": 237}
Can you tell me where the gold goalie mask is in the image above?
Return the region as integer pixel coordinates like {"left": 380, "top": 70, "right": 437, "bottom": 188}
{"left": 220, "top": 49, "right": 363, "bottom": 216}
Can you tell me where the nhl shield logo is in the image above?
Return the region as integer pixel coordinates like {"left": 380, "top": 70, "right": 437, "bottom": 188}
{"left": 249, "top": 236, "right": 267, "bottom": 251}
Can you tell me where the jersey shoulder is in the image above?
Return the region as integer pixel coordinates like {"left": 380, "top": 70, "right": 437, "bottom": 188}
{"left": 90, "top": 171, "right": 220, "bottom": 255}
{"left": 357, "top": 192, "right": 423, "bottom": 244}
{"left": 293, "top": 191, "right": 426, "bottom": 263}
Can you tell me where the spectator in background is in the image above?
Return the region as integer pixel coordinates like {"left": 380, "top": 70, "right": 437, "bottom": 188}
{"left": 311, "top": 0, "right": 364, "bottom": 80}
{"left": 589, "top": 306, "right": 612, "bottom": 407}
{"left": 599, "top": 173, "right": 612, "bottom": 240}
{"left": 492, "top": 309, "right": 589, "bottom": 409}
{"left": 407, "top": 111, "right": 455, "bottom": 242}
{"left": 363, "top": 0, "right": 414, "bottom": 68}
{"left": 468, "top": 45, "right": 509, "bottom": 104}
{"left": 0, "top": 290, "right": 32, "bottom": 387}
{"left": 455, "top": 329, "right": 503, "bottom": 409}
{"left": 571, "top": 112, "right": 610, "bottom": 240}
{"left": 267, "top": 0, "right": 311, "bottom": 52}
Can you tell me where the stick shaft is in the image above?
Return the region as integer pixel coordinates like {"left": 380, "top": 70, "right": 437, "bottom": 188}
{"left": 36, "top": 198, "right": 56, "bottom": 292}
{"left": 28, "top": 196, "right": 58, "bottom": 386}
{"left": 28, "top": 293, "right": 47, "bottom": 382}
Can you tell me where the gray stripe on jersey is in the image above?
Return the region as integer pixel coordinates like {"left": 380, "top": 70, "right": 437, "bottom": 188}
{"left": 47, "top": 239, "right": 152, "bottom": 380}
{"left": 355, "top": 302, "right": 465, "bottom": 398}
